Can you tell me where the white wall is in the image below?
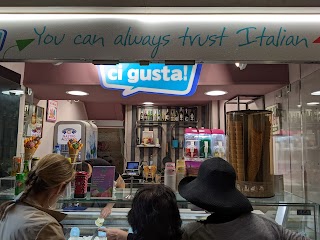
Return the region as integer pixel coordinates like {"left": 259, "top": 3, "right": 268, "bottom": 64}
{"left": 35, "top": 100, "right": 88, "bottom": 158}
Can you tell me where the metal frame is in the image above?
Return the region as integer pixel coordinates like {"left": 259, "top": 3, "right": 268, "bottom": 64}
{"left": 224, "top": 95, "right": 265, "bottom": 132}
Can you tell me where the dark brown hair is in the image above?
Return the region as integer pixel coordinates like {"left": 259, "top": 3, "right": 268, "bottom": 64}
{"left": 128, "top": 184, "right": 182, "bottom": 240}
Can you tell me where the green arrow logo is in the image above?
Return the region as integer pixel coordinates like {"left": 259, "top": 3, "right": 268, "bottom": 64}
{"left": 16, "top": 39, "right": 35, "bottom": 51}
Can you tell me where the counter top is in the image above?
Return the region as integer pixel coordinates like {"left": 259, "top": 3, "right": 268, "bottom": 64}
{"left": 0, "top": 187, "right": 317, "bottom": 206}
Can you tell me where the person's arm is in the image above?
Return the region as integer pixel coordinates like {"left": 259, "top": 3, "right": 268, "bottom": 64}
{"left": 99, "top": 228, "right": 128, "bottom": 240}
{"left": 280, "top": 226, "right": 311, "bottom": 240}
{"left": 100, "top": 175, "right": 126, "bottom": 218}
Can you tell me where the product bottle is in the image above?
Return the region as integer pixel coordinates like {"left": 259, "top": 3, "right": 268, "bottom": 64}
{"left": 143, "top": 110, "right": 147, "bottom": 120}
{"left": 53, "top": 145, "right": 61, "bottom": 154}
{"left": 157, "top": 110, "right": 161, "bottom": 121}
{"left": 140, "top": 110, "right": 144, "bottom": 121}
{"left": 153, "top": 110, "right": 157, "bottom": 121}
{"left": 164, "top": 162, "right": 176, "bottom": 191}
{"left": 184, "top": 108, "right": 189, "bottom": 122}
{"left": 171, "top": 110, "right": 175, "bottom": 121}
{"left": 179, "top": 107, "right": 184, "bottom": 121}
{"left": 175, "top": 110, "right": 179, "bottom": 121}
{"left": 23, "top": 160, "right": 29, "bottom": 180}
{"left": 98, "top": 229, "right": 107, "bottom": 240}
{"left": 190, "top": 109, "right": 195, "bottom": 121}
{"left": 165, "top": 108, "right": 170, "bottom": 121}
{"left": 15, "top": 173, "right": 25, "bottom": 195}
{"left": 69, "top": 227, "right": 80, "bottom": 240}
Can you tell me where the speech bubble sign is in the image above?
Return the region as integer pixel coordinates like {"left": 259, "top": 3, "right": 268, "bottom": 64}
{"left": 98, "top": 63, "right": 202, "bottom": 97}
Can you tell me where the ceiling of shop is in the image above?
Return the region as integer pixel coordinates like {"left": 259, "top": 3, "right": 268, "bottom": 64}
{"left": 23, "top": 62, "right": 288, "bottom": 119}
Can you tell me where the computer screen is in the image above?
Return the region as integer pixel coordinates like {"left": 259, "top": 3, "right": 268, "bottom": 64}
{"left": 127, "top": 161, "right": 139, "bottom": 170}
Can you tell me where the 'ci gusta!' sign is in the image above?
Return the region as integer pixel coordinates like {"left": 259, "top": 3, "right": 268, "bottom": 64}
{"left": 98, "top": 64, "right": 202, "bottom": 97}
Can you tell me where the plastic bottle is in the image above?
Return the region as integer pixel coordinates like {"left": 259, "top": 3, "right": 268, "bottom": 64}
{"left": 15, "top": 173, "right": 25, "bottom": 195}
{"left": 98, "top": 229, "right": 107, "bottom": 240}
{"left": 164, "top": 162, "right": 176, "bottom": 191}
{"left": 69, "top": 227, "right": 80, "bottom": 240}
{"left": 53, "top": 145, "right": 61, "bottom": 154}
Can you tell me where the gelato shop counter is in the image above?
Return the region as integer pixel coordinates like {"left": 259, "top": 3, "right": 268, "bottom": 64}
{"left": 0, "top": 187, "right": 318, "bottom": 239}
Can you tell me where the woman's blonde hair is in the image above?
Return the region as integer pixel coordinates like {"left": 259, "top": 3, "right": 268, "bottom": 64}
{"left": 0, "top": 154, "right": 74, "bottom": 220}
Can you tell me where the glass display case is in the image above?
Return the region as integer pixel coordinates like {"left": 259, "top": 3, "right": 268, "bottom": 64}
{"left": 0, "top": 185, "right": 318, "bottom": 239}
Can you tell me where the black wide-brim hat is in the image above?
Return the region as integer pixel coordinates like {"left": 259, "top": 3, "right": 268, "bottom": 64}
{"left": 178, "top": 157, "right": 253, "bottom": 215}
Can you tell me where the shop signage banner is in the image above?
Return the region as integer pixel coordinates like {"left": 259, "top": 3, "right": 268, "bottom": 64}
{"left": 2, "top": 14, "right": 320, "bottom": 61}
{"left": 98, "top": 63, "right": 202, "bottom": 97}
{"left": 57, "top": 124, "right": 81, "bottom": 145}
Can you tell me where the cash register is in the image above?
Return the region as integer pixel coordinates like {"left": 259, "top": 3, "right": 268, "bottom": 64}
{"left": 123, "top": 161, "right": 140, "bottom": 177}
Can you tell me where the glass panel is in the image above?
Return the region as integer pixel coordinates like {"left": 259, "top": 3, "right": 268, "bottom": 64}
{"left": 300, "top": 69, "right": 320, "bottom": 204}
{"left": 288, "top": 81, "right": 304, "bottom": 198}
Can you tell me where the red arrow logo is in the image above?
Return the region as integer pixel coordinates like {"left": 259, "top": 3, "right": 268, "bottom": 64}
{"left": 313, "top": 37, "right": 320, "bottom": 43}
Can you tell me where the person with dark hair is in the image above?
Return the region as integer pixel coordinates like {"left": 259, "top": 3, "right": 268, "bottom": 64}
{"left": 0, "top": 154, "right": 74, "bottom": 240}
{"left": 80, "top": 158, "right": 125, "bottom": 218}
{"left": 99, "top": 184, "right": 183, "bottom": 240}
{"left": 179, "top": 157, "right": 311, "bottom": 240}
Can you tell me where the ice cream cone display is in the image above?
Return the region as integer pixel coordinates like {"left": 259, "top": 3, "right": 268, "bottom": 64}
{"left": 226, "top": 110, "right": 274, "bottom": 198}
{"left": 143, "top": 166, "right": 150, "bottom": 181}
{"left": 24, "top": 137, "right": 41, "bottom": 160}
{"left": 67, "top": 138, "right": 83, "bottom": 163}
{"left": 150, "top": 165, "right": 157, "bottom": 182}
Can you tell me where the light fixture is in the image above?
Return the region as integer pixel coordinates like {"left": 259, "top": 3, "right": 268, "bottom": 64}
{"left": 66, "top": 90, "right": 89, "bottom": 96}
{"left": 297, "top": 104, "right": 302, "bottom": 108}
{"left": 235, "top": 62, "right": 247, "bottom": 70}
{"left": 205, "top": 90, "right": 228, "bottom": 96}
{"left": 143, "top": 102, "right": 154, "bottom": 105}
{"left": 2, "top": 89, "right": 24, "bottom": 96}
{"left": 307, "top": 102, "right": 320, "bottom": 106}
{"left": 311, "top": 90, "right": 320, "bottom": 96}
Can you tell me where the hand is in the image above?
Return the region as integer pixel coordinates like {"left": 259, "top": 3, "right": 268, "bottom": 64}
{"left": 100, "top": 206, "right": 112, "bottom": 218}
{"left": 98, "top": 228, "right": 128, "bottom": 240}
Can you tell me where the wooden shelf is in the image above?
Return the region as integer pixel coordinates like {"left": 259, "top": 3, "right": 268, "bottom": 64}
{"left": 137, "top": 144, "right": 161, "bottom": 148}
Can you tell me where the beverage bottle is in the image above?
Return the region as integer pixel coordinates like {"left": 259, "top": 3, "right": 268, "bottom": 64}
{"left": 15, "top": 173, "right": 25, "bottom": 195}
{"left": 171, "top": 110, "right": 175, "bottom": 121}
{"left": 164, "top": 162, "right": 176, "bottom": 191}
{"left": 23, "top": 160, "right": 29, "bottom": 180}
{"left": 184, "top": 108, "right": 189, "bottom": 121}
{"left": 157, "top": 110, "right": 161, "bottom": 121}
{"left": 69, "top": 227, "right": 80, "bottom": 240}
{"left": 165, "top": 108, "right": 170, "bottom": 121}
{"left": 190, "top": 109, "right": 195, "bottom": 121}
{"left": 144, "top": 111, "right": 147, "bottom": 120}
{"left": 179, "top": 107, "right": 184, "bottom": 121}
{"left": 175, "top": 110, "right": 179, "bottom": 121}
{"left": 140, "top": 110, "right": 144, "bottom": 121}
{"left": 153, "top": 110, "right": 157, "bottom": 121}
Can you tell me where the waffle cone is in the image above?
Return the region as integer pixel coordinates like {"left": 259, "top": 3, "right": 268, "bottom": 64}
{"left": 25, "top": 148, "right": 37, "bottom": 160}
{"left": 69, "top": 148, "right": 80, "bottom": 163}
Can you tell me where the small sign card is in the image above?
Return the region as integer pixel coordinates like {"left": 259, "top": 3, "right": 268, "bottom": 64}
{"left": 90, "top": 166, "right": 115, "bottom": 199}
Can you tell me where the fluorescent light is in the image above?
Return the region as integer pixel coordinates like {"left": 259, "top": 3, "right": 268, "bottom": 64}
{"left": 2, "top": 89, "right": 24, "bottom": 95}
{"left": 66, "top": 90, "right": 89, "bottom": 96}
{"left": 311, "top": 91, "right": 320, "bottom": 96}
{"left": 205, "top": 90, "right": 228, "bottom": 96}
{"left": 2, "top": 14, "right": 320, "bottom": 23}
{"left": 143, "top": 102, "right": 154, "bottom": 105}
{"left": 307, "top": 102, "right": 320, "bottom": 106}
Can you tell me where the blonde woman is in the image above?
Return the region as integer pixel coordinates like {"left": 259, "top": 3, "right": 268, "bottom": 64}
{"left": 0, "top": 154, "right": 74, "bottom": 240}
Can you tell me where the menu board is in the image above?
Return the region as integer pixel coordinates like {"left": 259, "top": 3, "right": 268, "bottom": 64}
{"left": 90, "top": 166, "right": 115, "bottom": 199}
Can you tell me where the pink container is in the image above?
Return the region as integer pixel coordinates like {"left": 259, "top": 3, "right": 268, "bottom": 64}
{"left": 211, "top": 129, "right": 225, "bottom": 134}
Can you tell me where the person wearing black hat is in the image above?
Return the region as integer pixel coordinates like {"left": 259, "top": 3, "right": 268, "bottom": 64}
{"left": 179, "top": 157, "right": 311, "bottom": 240}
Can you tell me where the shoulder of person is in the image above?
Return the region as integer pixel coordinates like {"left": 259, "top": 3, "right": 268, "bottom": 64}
{"left": 36, "top": 221, "right": 65, "bottom": 240}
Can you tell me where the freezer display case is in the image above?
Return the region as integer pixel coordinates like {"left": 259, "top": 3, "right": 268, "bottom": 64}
{"left": 0, "top": 187, "right": 318, "bottom": 239}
